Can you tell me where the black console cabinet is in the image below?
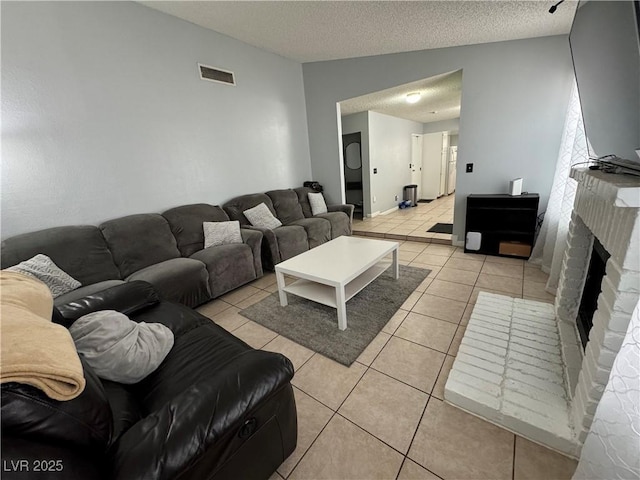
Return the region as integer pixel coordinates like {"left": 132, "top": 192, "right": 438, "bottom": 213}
{"left": 464, "top": 194, "right": 539, "bottom": 258}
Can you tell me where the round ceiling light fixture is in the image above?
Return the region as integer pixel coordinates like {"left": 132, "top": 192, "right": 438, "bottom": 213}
{"left": 406, "top": 92, "right": 421, "bottom": 104}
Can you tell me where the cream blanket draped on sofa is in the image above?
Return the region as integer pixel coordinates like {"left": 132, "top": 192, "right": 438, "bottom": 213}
{"left": 0, "top": 271, "right": 85, "bottom": 400}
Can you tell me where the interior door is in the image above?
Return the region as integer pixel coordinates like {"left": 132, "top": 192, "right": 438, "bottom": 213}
{"left": 420, "top": 133, "right": 442, "bottom": 200}
{"left": 447, "top": 146, "right": 457, "bottom": 194}
{"left": 439, "top": 133, "right": 449, "bottom": 196}
{"left": 410, "top": 134, "right": 423, "bottom": 200}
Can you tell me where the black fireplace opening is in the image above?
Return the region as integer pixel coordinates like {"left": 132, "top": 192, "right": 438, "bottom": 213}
{"left": 577, "top": 237, "right": 611, "bottom": 349}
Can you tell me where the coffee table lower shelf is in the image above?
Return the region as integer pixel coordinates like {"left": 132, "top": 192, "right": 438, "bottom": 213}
{"left": 282, "top": 259, "right": 392, "bottom": 309}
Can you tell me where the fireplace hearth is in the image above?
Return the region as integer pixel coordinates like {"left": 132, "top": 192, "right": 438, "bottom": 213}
{"left": 445, "top": 168, "right": 640, "bottom": 458}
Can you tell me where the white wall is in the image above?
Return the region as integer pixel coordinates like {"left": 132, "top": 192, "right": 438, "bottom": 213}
{"left": 1, "top": 2, "right": 312, "bottom": 238}
{"left": 340, "top": 112, "right": 370, "bottom": 215}
{"left": 303, "top": 36, "right": 574, "bottom": 241}
{"left": 368, "top": 112, "right": 423, "bottom": 214}
{"left": 573, "top": 299, "right": 640, "bottom": 480}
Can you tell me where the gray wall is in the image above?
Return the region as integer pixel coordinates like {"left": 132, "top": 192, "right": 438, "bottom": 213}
{"left": 1, "top": 1, "right": 311, "bottom": 238}
{"left": 303, "top": 36, "right": 574, "bottom": 242}
{"left": 368, "top": 112, "right": 423, "bottom": 214}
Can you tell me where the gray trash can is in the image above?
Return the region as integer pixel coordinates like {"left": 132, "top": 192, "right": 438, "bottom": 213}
{"left": 403, "top": 184, "right": 418, "bottom": 207}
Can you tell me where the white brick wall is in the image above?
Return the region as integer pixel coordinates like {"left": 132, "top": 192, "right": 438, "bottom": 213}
{"left": 446, "top": 170, "right": 639, "bottom": 460}
{"left": 555, "top": 170, "right": 640, "bottom": 447}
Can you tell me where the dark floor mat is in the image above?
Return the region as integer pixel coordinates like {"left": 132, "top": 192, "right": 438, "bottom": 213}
{"left": 427, "top": 223, "right": 453, "bottom": 234}
{"left": 417, "top": 199, "right": 433, "bottom": 203}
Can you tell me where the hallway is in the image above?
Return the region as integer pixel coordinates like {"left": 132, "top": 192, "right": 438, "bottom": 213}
{"left": 352, "top": 194, "right": 455, "bottom": 244}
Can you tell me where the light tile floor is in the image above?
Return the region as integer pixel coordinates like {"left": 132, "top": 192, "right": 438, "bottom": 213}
{"left": 196, "top": 239, "right": 578, "bottom": 480}
{"left": 352, "top": 194, "right": 455, "bottom": 244}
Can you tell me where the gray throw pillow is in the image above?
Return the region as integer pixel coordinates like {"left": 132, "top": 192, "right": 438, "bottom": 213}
{"left": 243, "top": 202, "right": 282, "bottom": 229}
{"left": 6, "top": 254, "right": 81, "bottom": 298}
{"left": 69, "top": 310, "right": 174, "bottom": 384}
{"left": 203, "top": 221, "right": 243, "bottom": 248}
{"left": 308, "top": 192, "right": 328, "bottom": 215}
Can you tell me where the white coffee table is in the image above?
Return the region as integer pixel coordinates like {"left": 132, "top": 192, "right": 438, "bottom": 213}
{"left": 275, "top": 236, "right": 399, "bottom": 330}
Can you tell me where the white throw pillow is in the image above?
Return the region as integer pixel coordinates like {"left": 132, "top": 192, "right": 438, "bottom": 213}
{"left": 203, "top": 221, "right": 243, "bottom": 248}
{"left": 6, "top": 254, "right": 81, "bottom": 298}
{"left": 308, "top": 192, "right": 328, "bottom": 215}
{"left": 243, "top": 203, "right": 282, "bottom": 229}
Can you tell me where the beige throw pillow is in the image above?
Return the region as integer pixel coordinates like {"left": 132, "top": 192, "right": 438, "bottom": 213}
{"left": 308, "top": 192, "right": 328, "bottom": 215}
{"left": 243, "top": 203, "right": 282, "bottom": 229}
{"left": 203, "top": 221, "right": 243, "bottom": 248}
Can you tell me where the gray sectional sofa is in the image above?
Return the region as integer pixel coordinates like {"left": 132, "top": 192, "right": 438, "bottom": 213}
{"left": 1, "top": 187, "right": 353, "bottom": 305}
{"left": 223, "top": 187, "right": 353, "bottom": 270}
{"left": 1, "top": 205, "right": 263, "bottom": 308}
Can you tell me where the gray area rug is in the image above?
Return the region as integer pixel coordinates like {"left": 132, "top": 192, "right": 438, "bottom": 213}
{"left": 239, "top": 265, "right": 430, "bottom": 366}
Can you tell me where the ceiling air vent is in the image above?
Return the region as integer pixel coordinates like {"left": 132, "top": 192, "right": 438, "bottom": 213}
{"left": 198, "top": 63, "right": 236, "bottom": 86}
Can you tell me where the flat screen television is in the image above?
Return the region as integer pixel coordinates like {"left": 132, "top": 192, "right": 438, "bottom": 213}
{"left": 569, "top": 0, "right": 640, "bottom": 163}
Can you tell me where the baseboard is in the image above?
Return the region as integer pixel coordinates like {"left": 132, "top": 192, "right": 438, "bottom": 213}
{"left": 368, "top": 211, "right": 381, "bottom": 218}
{"left": 380, "top": 206, "right": 399, "bottom": 216}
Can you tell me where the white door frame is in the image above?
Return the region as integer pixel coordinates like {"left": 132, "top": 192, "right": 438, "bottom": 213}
{"left": 410, "top": 134, "right": 423, "bottom": 200}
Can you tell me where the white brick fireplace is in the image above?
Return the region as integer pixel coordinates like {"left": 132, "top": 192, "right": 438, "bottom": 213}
{"left": 445, "top": 168, "right": 640, "bottom": 458}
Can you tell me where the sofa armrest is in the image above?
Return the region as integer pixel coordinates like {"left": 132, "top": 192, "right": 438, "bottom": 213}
{"left": 242, "top": 226, "right": 281, "bottom": 271}
{"left": 328, "top": 204, "right": 355, "bottom": 223}
{"left": 110, "top": 350, "right": 295, "bottom": 480}
{"left": 240, "top": 228, "right": 264, "bottom": 278}
{"left": 56, "top": 281, "right": 160, "bottom": 322}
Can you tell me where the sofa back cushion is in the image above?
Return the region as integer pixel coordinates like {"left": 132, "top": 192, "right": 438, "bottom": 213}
{"left": 1, "top": 226, "right": 121, "bottom": 285}
{"left": 294, "top": 187, "right": 317, "bottom": 218}
{"left": 100, "top": 214, "right": 180, "bottom": 278}
{"left": 162, "top": 204, "right": 230, "bottom": 257}
{"left": 266, "top": 189, "right": 305, "bottom": 225}
{"left": 223, "top": 193, "right": 276, "bottom": 225}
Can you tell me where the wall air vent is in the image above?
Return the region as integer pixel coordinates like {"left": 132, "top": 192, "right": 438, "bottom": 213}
{"left": 198, "top": 63, "right": 235, "bottom": 86}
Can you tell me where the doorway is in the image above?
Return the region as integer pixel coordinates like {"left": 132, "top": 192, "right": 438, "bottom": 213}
{"left": 410, "top": 134, "right": 423, "bottom": 200}
{"left": 342, "top": 132, "right": 364, "bottom": 219}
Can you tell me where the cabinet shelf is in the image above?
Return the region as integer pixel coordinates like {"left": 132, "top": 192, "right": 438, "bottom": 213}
{"left": 464, "top": 193, "right": 539, "bottom": 259}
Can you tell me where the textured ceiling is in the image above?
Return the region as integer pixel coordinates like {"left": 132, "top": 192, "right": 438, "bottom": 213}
{"left": 139, "top": 1, "right": 577, "bottom": 63}
{"left": 139, "top": 0, "right": 577, "bottom": 125}
{"left": 340, "top": 70, "right": 463, "bottom": 124}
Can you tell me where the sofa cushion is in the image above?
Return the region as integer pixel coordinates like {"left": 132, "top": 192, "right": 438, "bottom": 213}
{"left": 288, "top": 218, "right": 331, "bottom": 249}
{"left": 203, "top": 221, "right": 242, "bottom": 248}
{"left": 266, "top": 189, "right": 305, "bottom": 224}
{"left": 223, "top": 193, "right": 276, "bottom": 225}
{"left": 316, "top": 211, "right": 352, "bottom": 238}
{"left": 1, "top": 225, "right": 121, "bottom": 285}
{"left": 244, "top": 203, "right": 282, "bottom": 230}
{"left": 272, "top": 225, "right": 309, "bottom": 262}
{"left": 100, "top": 214, "right": 181, "bottom": 278}
{"left": 294, "top": 187, "right": 317, "bottom": 218}
{"left": 126, "top": 258, "right": 210, "bottom": 308}
{"left": 162, "top": 204, "right": 230, "bottom": 257}
{"left": 190, "top": 244, "right": 257, "bottom": 298}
